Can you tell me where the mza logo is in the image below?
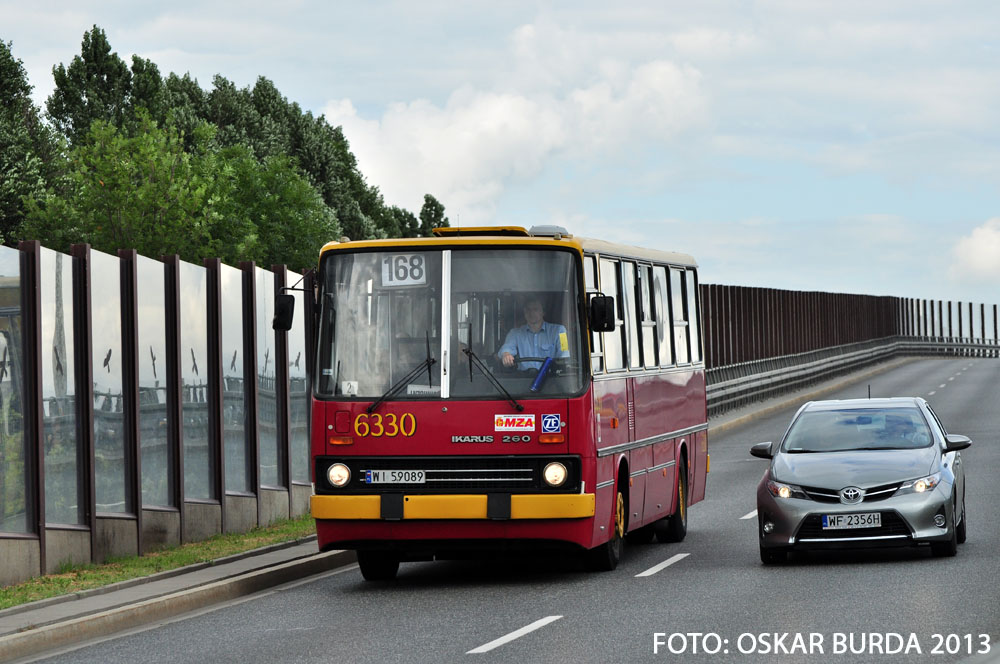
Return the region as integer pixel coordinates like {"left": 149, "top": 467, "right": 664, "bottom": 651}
{"left": 494, "top": 414, "right": 536, "bottom": 431}
{"left": 541, "top": 414, "right": 561, "bottom": 433}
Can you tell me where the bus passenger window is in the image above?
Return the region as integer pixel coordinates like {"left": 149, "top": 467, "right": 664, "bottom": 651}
{"left": 670, "top": 268, "right": 690, "bottom": 364}
{"left": 686, "top": 269, "right": 702, "bottom": 363}
{"left": 622, "top": 262, "right": 640, "bottom": 369}
{"left": 639, "top": 265, "right": 656, "bottom": 369}
{"left": 653, "top": 266, "right": 672, "bottom": 366}
{"left": 599, "top": 259, "right": 624, "bottom": 370}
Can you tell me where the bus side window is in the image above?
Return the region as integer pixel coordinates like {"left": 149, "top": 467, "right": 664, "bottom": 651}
{"left": 670, "top": 267, "right": 690, "bottom": 364}
{"left": 622, "top": 262, "right": 640, "bottom": 369}
{"left": 639, "top": 265, "right": 657, "bottom": 369}
{"left": 599, "top": 258, "right": 624, "bottom": 371}
{"left": 686, "top": 269, "right": 702, "bottom": 363}
{"left": 652, "top": 266, "right": 673, "bottom": 366}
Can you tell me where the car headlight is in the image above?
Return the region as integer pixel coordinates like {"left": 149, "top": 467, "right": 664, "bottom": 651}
{"left": 897, "top": 472, "right": 942, "bottom": 496}
{"left": 543, "top": 462, "right": 568, "bottom": 487}
{"left": 327, "top": 463, "right": 351, "bottom": 488}
{"left": 766, "top": 479, "right": 808, "bottom": 500}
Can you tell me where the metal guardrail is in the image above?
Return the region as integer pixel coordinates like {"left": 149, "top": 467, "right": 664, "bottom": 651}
{"left": 706, "top": 336, "right": 1000, "bottom": 416}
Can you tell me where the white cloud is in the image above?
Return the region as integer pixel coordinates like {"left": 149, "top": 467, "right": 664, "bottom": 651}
{"left": 949, "top": 219, "right": 1000, "bottom": 283}
{"left": 325, "top": 58, "right": 705, "bottom": 223}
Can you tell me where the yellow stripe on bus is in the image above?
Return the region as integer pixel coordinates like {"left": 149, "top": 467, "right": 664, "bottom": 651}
{"left": 311, "top": 494, "right": 381, "bottom": 519}
{"left": 510, "top": 494, "right": 595, "bottom": 519}
{"left": 311, "top": 494, "right": 595, "bottom": 520}
{"left": 404, "top": 495, "right": 487, "bottom": 519}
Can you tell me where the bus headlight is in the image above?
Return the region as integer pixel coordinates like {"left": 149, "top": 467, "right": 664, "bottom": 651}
{"left": 327, "top": 463, "right": 351, "bottom": 488}
{"left": 543, "top": 462, "right": 567, "bottom": 488}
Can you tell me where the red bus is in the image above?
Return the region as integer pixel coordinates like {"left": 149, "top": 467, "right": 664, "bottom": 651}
{"left": 286, "top": 225, "right": 708, "bottom": 580}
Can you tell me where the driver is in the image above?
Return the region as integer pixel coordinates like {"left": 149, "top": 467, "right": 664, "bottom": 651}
{"left": 497, "top": 297, "right": 570, "bottom": 370}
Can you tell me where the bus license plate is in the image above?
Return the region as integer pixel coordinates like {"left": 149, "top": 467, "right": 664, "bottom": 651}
{"left": 822, "top": 512, "right": 880, "bottom": 529}
{"left": 365, "top": 470, "right": 426, "bottom": 484}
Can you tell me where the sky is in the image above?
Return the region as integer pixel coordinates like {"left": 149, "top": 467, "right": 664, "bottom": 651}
{"left": 4, "top": 1, "right": 1000, "bottom": 307}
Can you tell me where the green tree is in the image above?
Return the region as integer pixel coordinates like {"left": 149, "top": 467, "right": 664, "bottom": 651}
{"left": 163, "top": 73, "right": 208, "bottom": 151}
{"left": 0, "top": 40, "right": 57, "bottom": 244}
{"left": 24, "top": 113, "right": 222, "bottom": 260}
{"left": 207, "top": 146, "right": 340, "bottom": 270}
{"left": 128, "top": 55, "right": 167, "bottom": 124}
{"left": 47, "top": 26, "right": 132, "bottom": 144}
{"left": 419, "top": 194, "right": 450, "bottom": 236}
{"left": 23, "top": 112, "right": 339, "bottom": 269}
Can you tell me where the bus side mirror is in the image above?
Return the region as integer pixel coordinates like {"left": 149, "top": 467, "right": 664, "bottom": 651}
{"left": 590, "top": 295, "right": 616, "bottom": 332}
{"left": 273, "top": 293, "right": 295, "bottom": 331}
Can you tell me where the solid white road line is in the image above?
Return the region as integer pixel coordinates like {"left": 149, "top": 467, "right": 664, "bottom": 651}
{"left": 740, "top": 510, "right": 758, "bottom": 520}
{"left": 467, "top": 616, "right": 563, "bottom": 654}
{"left": 635, "top": 553, "right": 690, "bottom": 578}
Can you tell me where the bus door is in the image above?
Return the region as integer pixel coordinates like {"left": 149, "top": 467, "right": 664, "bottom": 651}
{"left": 621, "top": 260, "right": 648, "bottom": 527}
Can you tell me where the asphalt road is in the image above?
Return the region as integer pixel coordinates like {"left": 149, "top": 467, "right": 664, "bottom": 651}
{"left": 34, "top": 357, "right": 1000, "bottom": 664}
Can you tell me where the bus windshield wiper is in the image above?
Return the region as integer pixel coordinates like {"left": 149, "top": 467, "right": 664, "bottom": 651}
{"left": 367, "top": 334, "right": 436, "bottom": 414}
{"left": 462, "top": 348, "right": 524, "bottom": 412}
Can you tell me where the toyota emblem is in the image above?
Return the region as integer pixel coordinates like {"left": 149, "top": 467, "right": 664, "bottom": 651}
{"left": 839, "top": 486, "right": 864, "bottom": 504}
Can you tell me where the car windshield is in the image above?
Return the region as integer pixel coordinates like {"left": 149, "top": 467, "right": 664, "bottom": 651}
{"left": 782, "top": 407, "right": 933, "bottom": 452}
{"left": 315, "top": 247, "right": 586, "bottom": 400}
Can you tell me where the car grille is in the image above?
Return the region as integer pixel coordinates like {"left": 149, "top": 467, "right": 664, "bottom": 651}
{"left": 800, "top": 482, "right": 902, "bottom": 504}
{"left": 315, "top": 455, "right": 580, "bottom": 494}
{"left": 796, "top": 511, "right": 912, "bottom": 540}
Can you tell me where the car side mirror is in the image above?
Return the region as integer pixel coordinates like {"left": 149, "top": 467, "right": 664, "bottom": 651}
{"left": 590, "top": 295, "right": 616, "bottom": 332}
{"left": 749, "top": 442, "right": 774, "bottom": 459}
{"left": 273, "top": 293, "right": 295, "bottom": 331}
{"left": 944, "top": 434, "right": 971, "bottom": 452}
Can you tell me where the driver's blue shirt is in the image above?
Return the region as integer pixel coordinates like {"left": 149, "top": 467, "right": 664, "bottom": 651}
{"left": 497, "top": 321, "right": 570, "bottom": 369}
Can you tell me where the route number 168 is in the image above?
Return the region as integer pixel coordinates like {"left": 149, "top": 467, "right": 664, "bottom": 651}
{"left": 382, "top": 254, "right": 426, "bottom": 286}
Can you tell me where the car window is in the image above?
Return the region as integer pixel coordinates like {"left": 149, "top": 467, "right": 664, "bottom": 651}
{"left": 782, "top": 407, "right": 933, "bottom": 452}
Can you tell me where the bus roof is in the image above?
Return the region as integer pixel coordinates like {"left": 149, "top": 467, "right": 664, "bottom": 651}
{"left": 320, "top": 226, "right": 697, "bottom": 268}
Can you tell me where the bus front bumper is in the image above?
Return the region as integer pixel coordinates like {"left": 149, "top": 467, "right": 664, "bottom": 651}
{"left": 311, "top": 493, "right": 595, "bottom": 520}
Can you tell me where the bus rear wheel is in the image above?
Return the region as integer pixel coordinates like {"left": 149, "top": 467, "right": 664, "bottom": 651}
{"left": 655, "top": 461, "right": 687, "bottom": 543}
{"left": 587, "top": 485, "right": 625, "bottom": 571}
{"left": 357, "top": 550, "right": 400, "bottom": 581}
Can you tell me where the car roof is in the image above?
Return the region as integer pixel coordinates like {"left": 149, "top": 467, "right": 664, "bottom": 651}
{"left": 800, "top": 397, "right": 925, "bottom": 412}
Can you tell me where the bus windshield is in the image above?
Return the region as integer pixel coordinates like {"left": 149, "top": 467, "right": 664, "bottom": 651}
{"left": 316, "top": 247, "right": 585, "bottom": 400}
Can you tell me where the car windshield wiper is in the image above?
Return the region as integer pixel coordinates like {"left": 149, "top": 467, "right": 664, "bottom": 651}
{"left": 367, "top": 334, "right": 436, "bottom": 414}
{"left": 462, "top": 348, "right": 524, "bottom": 412}
{"left": 785, "top": 448, "right": 827, "bottom": 453}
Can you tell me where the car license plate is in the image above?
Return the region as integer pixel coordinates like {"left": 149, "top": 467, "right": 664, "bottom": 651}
{"left": 822, "top": 512, "right": 881, "bottom": 529}
{"left": 364, "top": 470, "right": 426, "bottom": 484}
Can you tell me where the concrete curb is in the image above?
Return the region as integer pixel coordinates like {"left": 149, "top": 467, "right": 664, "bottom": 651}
{"left": 0, "top": 535, "right": 319, "bottom": 622}
{"left": 0, "top": 549, "right": 356, "bottom": 662}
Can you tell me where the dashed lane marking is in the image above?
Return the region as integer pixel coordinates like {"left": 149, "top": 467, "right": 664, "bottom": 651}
{"left": 635, "top": 553, "right": 690, "bottom": 578}
{"left": 928, "top": 391, "right": 936, "bottom": 396}
{"left": 740, "top": 510, "right": 758, "bottom": 520}
{"left": 468, "top": 616, "right": 563, "bottom": 654}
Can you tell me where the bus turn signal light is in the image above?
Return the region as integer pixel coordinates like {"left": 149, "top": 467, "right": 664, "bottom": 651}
{"left": 329, "top": 436, "right": 354, "bottom": 446}
{"left": 539, "top": 434, "right": 565, "bottom": 444}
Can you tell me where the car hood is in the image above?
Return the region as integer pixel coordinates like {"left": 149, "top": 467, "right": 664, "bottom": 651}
{"left": 772, "top": 447, "right": 938, "bottom": 488}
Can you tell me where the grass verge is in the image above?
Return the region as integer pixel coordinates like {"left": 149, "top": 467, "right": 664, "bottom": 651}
{"left": 0, "top": 514, "right": 316, "bottom": 612}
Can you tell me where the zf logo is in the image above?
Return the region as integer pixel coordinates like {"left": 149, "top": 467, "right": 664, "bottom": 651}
{"left": 541, "top": 414, "right": 561, "bottom": 433}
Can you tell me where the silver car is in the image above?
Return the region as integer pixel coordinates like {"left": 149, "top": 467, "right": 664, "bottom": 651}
{"left": 751, "top": 397, "right": 970, "bottom": 564}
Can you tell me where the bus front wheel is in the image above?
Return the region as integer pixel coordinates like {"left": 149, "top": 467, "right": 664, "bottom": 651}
{"left": 587, "top": 484, "right": 625, "bottom": 571}
{"left": 357, "top": 550, "right": 400, "bottom": 581}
